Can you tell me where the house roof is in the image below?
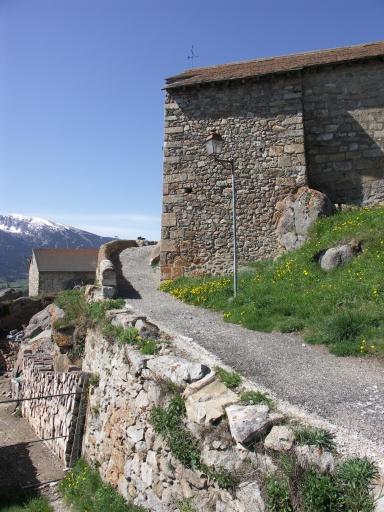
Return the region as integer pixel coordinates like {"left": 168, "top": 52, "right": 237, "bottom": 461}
{"left": 33, "top": 248, "right": 98, "bottom": 272}
{"left": 165, "top": 41, "right": 384, "bottom": 89}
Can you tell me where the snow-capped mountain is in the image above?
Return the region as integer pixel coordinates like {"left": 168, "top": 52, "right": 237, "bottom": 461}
{"left": 0, "top": 214, "right": 114, "bottom": 282}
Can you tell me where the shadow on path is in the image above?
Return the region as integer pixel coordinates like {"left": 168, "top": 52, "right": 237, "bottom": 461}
{"left": 113, "top": 252, "right": 141, "bottom": 299}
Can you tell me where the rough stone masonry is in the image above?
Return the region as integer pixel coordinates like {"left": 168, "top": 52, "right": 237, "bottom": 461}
{"left": 161, "top": 41, "right": 384, "bottom": 278}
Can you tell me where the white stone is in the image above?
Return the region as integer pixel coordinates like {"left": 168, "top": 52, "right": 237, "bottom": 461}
{"left": 127, "top": 425, "right": 144, "bottom": 444}
{"left": 185, "top": 379, "right": 238, "bottom": 425}
{"left": 226, "top": 404, "right": 270, "bottom": 444}
{"left": 141, "top": 462, "right": 154, "bottom": 488}
{"left": 295, "top": 445, "right": 335, "bottom": 473}
{"left": 237, "top": 481, "right": 265, "bottom": 512}
{"left": 147, "top": 355, "right": 209, "bottom": 386}
{"left": 264, "top": 426, "right": 294, "bottom": 451}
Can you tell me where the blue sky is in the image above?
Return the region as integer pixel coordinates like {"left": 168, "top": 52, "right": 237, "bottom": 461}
{"left": 0, "top": 0, "right": 383, "bottom": 239}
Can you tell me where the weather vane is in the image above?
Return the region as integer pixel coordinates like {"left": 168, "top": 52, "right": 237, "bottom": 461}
{"left": 187, "top": 45, "right": 199, "bottom": 67}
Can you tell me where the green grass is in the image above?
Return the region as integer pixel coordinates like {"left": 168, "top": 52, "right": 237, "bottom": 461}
{"left": 294, "top": 426, "right": 335, "bottom": 450}
{"left": 240, "top": 390, "right": 274, "bottom": 407}
{"left": 0, "top": 495, "right": 53, "bottom": 512}
{"left": 160, "top": 206, "right": 384, "bottom": 357}
{"left": 214, "top": 366, "right": 242, "bottom": 389}
{"left": 60, "top": 459, "right": 145, "bottom": 512}
{"left": 149, "top": 394, "right": 238, "bottom": 489}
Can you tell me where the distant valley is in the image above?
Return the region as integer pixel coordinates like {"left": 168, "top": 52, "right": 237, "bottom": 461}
{"left": 0, "top": 214, "right": 114, "bottom": 284}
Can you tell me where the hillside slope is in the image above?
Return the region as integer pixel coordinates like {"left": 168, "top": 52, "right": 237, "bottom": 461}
{"left": 0, "top": 214, "right": 114, "bottom": 282}
{"left": 161, "top": 206, "right": 384, "bottom": 357}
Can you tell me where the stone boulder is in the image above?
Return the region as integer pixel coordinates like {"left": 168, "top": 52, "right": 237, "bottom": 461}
{"left": 237, "top": 481, "right": 265, "bottom": 512}
{"left": 185, "top": 379, "right": 238, "bottom": 425}
{"left": 295, "top": 445, "right": 335, "bottom": 473}
{"left": 134, "top": 318, "right": 160, "bottom": 339}
{"left": 264, "top": 426, "right": 294, "bottom": 451}
{"left": 0, "top": 288, "right": 23, "bottom": 302}
{"left": 146, "top": 355, "right": 209, "bottom": 387}
{"left": 276, "top": 187, "right": 333, "bottom": 251}
{"left": 318, "top": 239, "right": 361, "bottom": 271}
{"left": 149, "top": 242, "right": 160, "bottom": 266}
{"left": 24, "top": 303, "right": 64, "bottom": 339}
{"left": 226, "top": 404, "right": 270, "bottom": 444}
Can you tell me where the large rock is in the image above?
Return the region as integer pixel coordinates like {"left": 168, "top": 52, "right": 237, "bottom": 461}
{"left": 226, "top": 404, "right": 270, "bottom": 444}
{"left": 24, "top": 303, "right": 64, "bottom": 339}
{"left": 147, "top": 355, "right": 209, "bottom": 386}
{"left": 276, "top": 187, "right": 333, "bottom": 251}
{"left": 149, "top": 241, "right": 160, "bottom": 266}
{"left": 264, "top": 426, "right": 294, "bottom": 451}
{"left": 0, "top": 288, "right": 23, "bottom": 302}
{"left": 294, "top": 445, "right": 335, "bottom": 473}
{"left": 237, "top": 481, "right": 265, "bottom": 512}
{"left": 185, "top": 379, "right": 238, "bottom": 425}
{"left": 134, "top": 318, "right": 160, "bottom": 340}
{"left": 319, "top": 239, "right": 361, "bottom": 271}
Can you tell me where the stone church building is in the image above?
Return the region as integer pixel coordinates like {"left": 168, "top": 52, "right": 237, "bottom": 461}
{"left": 161, "top": 41, "right": 384, "bottom": 279}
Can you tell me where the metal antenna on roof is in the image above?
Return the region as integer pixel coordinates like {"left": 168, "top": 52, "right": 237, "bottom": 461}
{"left": 187, "top": 45, "right": 199, "bottom": 68}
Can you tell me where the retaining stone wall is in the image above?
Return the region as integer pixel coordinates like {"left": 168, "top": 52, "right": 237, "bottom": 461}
{"left": 13, "top": 352, "right": 87, "bottom": 466}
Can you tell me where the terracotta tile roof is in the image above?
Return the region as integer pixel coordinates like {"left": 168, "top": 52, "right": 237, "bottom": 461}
{"left": 165, "top": 41, "right": 384, "bottom": 89}
{"left": 33, "top": 248, "right": 98, "bottom": 272}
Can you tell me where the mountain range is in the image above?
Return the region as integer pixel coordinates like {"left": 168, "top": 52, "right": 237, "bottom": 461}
{"left": 0, "top": 214, "right": 114, "bottom": 283}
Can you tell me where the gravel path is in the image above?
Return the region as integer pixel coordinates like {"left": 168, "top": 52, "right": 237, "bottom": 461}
{"left": 120, "top": 246, "right": 384, "bottom": 450}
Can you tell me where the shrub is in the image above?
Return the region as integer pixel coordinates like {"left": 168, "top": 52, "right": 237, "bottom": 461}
{"left": 102, "top": 323, "right": 139, "bottom": 345}
{"left": 240, "top": 390, "right": 273, "bottom": 407}
{"left": 54, "top": 289, "right": 87, "bottom": 328}
{"left": 334, "top": 457, "right": 378, "bottom": 512}
{"left": 301, "top": 469, "right": 335, "bottom": 512}
{"left": 140, "top": 339, "right": 159, "bottom": 355}
{"left": 294, "top": 426, "right": 335, "bottom": 450}
{"left": 60, "top": 459, "right": 145, "bottom": 512}
{"left": 321, "top": 310, "right": 369, "bottom": 344}
{"left": 201, "top": 464, "right": 239, "bottom": 490}
{"left": 214, "top": 366, "right": 242, "bottom": 389}
{"left": 87, "top": 299, "right": 125, "bottom": 326}
{"left": 1, "top": 496, "right": 53, "bottom": 512}
{"left": 265, "top": 476, "right": 293, "bottom": 512}
{"left": 89, "top": 373, "right": 100, "bottom": 387}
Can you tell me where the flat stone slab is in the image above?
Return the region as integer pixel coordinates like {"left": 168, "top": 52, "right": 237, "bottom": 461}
{"left": 185, "top": 379, "right": 238, "bottom": 425}
{"left": 147, "top": 355, "right": 209, "bottom": 386}
{"left": 226, "top": 404, "right": 270, "bottom": 444}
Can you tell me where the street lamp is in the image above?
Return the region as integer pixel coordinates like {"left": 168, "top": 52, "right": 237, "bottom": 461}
{"left": 205, "top": 131, "right": 238, "bottom": 298}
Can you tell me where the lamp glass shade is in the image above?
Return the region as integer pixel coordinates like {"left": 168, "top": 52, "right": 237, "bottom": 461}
{"left": 205, "top": 132, "right": 223, "bottom": 155}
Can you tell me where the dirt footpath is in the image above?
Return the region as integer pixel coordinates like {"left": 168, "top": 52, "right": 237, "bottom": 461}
{"left": 0, "top": 375, "right": 67, "bottom": 510}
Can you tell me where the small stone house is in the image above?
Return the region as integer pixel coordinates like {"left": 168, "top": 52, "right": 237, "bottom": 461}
{"left": 161, "top": 41, "right": 384, "bottom": 279}
{"left": 28, "top": 248, "right": 98, "bottom": 296}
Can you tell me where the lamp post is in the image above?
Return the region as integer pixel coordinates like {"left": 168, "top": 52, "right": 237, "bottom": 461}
{"left": 205, "top": 131, "right": 238, "bottom": 298}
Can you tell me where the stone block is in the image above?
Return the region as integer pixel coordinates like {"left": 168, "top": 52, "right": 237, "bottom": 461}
{"left": 161, "top": 213, "right": 176, "bottom": 227}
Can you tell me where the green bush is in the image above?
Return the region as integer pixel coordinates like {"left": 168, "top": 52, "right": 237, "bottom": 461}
{"left": 60, "top": 459, "right": 145, "bottom": 512}
{"left": 240, "top": 390, "right": 273, "bottom": 407}
{"left": 102, "top": 323, "right": 139, "bottom": 345}
{"left": 140, "top": 339, "right": 159, "bottom": 355}
{"left": 54, "top": 289, "right": 88, "bottom": 328}
{"left": 335, "top": 457, "right": 378, "bottom": 512}
{"left": 294, "top": 426, "right": 335, "bottom": 450}
{"left": 265, "top": 476, "right": 293, "bottom": 512}
{"left": 89, "top": 373, "right": 100, "bottom": 387}
{"left": 1, "top": 496, "right": 53, "bottom": 512}
{"left": 87, "top": 299, "right": 125, "bottom": 325}
{"left": 301, "top": 469, "right": 335, "bottom": 512}
{"left": 214, "top": 366, "right": 242, "bottom": 389}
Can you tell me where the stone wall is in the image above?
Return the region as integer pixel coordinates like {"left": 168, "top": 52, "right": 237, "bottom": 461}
{"left": 37, "top": 271, "right": 95, "bottom": 295}
{"left": 161, "top": 57, "right": 384, "bottom": 278}
{"left": 304, "top": 60, "right": 384, "bottom": 205}
{"left": 161, "top": 75, "right": 306, "bottom": 278}
{"left": 81, "top": 308, "right": 384, "bottom": 512}
{"left": 13, "top": 352, "right": 87, "bottom": 466}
